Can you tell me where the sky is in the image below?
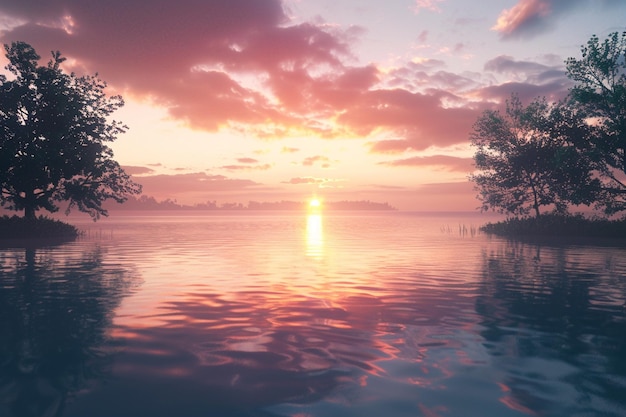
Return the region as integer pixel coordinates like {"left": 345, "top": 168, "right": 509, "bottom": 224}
{"left": 0, "top": 0, "right": 624, "bottom": 211}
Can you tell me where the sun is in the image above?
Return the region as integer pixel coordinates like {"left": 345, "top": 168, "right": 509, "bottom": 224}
{"left": 308, "top": 198, "right": 322, "bottom": 212}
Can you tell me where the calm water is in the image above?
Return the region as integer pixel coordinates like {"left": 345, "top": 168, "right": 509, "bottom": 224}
{"left": 1, "top": 212, "right": 625, "bottom": 417}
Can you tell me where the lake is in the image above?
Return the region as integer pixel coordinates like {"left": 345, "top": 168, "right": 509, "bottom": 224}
{"left": 1, "top": 211, "right": 625, "bottom": 417}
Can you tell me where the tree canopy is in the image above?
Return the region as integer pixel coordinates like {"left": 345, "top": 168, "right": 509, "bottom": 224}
{"left": 566, "top": 31, "right": 626, "bottom": 214}
{"left": 470, "top": 95, "right": 599, "bottom": 218}
{"left": 470, "top": 32, "right": 625, "bottom": 218}
{"left": 0, "top": 42, "right": 141, "bottom": 220}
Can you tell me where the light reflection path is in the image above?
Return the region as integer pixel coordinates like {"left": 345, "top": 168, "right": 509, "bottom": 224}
{"left": 306, "top": 214, "right": 324, "bottom": 258}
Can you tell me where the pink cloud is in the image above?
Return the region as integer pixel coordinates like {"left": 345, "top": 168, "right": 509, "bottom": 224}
{"left": 492, "top": 0, "right": 552, "bottom": 38}
{"left": 368, "top": 140, "right": 413, "bottom": 154}
{"left": 132, "top": 172, "right": 262, "bottom": 201}
{"left": 121, "top": 165, "right": 155, "bottom": 176}
{"left": 412, "top": 0, "right": 444, "bottom": 14}
{"left": 490, "top": 0, "right": 620, "bottom": 39}
{"left": 338, "top": 89, "right": 480, "bottom": 149}
{"left": 380, "top": 155, "right": 474, "bottom": 173}
{"left": 0, "top": 0, "right": 352, "bottom": 132}
{"left": 0, "top": 0, "right": 586, "bottom": 151}
{"left": 282, "top": 177, "right": 326, "bottom": 185}
{"left": 237, "top": 158, "right": 259, "bottom": 164}
{"left": 220, "top": 164, "right": 272, "bottom": 171}
{"left": 302, "top": 155, "right": 331, "bottom": 166}
{"left": 281, "top": 177, "right": 345, "bottom": 188}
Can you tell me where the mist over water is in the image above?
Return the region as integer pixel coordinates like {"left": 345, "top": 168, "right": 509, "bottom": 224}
{"left": 1, "top": 212, "right": 625, "bottom": 417}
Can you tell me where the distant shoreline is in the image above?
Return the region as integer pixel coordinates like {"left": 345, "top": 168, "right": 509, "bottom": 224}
{"left": 101, "top": 197, "right": 399, "bottom": 212}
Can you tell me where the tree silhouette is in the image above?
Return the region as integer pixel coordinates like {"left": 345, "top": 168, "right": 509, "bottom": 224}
{"left": 566, "top": 31, "right": 626, "bottom": 214}
{"left": 0, "top": 42, "right": 141, "bottom": 220}
{"left": 469, "top": 95, "right": 598, "bottom": 217}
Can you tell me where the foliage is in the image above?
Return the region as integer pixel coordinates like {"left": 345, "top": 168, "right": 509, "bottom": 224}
{"left": 566, "top": 31, "right": 626, "bottom": 213}
{"left": 0, "top": 215, "right": 78, "bottom": 239}
{"left": 481, "top": 213, "right": 626, "bottom": 240}
{"left": 469, "top": 95, "right": 599, "bottom": 218}
{"left": 0, "top": 42, "right": 141, "bottom": 220}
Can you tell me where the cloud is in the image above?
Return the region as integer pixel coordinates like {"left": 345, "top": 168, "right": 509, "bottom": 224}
{"left": 0, "top": 0, "right": 583, "bottom": 151}
{"left": 491, "top": 0, "right": 620, "bottom": 39}
{"left": 281, "top": 177, "right": 345, "bottom": 188}
{"left": 474, "top": 80, "right": 568, "bottom": 104}
{"left": 0, "top": 0, "right": 476, "bottom": 149}
{"left": 0, "top": 0, "right": 355, "bottom": 134}
{"left": 338, "top": 89, "right": 480, "bottom": 150}
{"left": 128, "top": 171, "right": 264, "bottom": 204}
{"left": 283, "top": 177, "right": 327, "bottom": 185}
{"left": 484, "top": 55, "right": 552, "bottom": 76}
{"left": 477, "top": 55, "right": 571, "bottom": 103}
{"left": 219, "top": 157, "right": 271, "bottom": 171}
{"left": 236, "top": 158, "right": 259, "bottom": 164}
{"left": 121, "top": 165, "right": 155, "bottom": 176}
{"left": 368, "top": 139, "right": 413, "bottom": 154}
{"left": 220, "top": 163, "right": 272, "bottom": 171}
{"left": 379, "top": 155, "right": 474, "bottom": 172}
{"left": 412, "top": 0, "right": 445, "bottom": 14}
{"left": 302, "top": 155, "right": 331, "bottom": 167}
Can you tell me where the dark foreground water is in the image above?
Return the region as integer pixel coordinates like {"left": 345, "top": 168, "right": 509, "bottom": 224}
{"left": 1, "top": 212, "right": 625, "bottom": 417}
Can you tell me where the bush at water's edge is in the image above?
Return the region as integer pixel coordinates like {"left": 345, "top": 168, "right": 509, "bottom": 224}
{"left": 480, "top": 213, "right": 626, "bottom": 239}
{"left": 0, "top": 215, "right": 79, "bottom": 240}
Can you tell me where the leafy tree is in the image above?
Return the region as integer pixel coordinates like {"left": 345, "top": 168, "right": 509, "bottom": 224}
{"left": 0, "top": 42, "right": 141, "bottom": 220}
{"left": 470, "top": 95, "right": 599, "bottom": 218}
{"left": 566, "top": 31, "right": 626, "bottom": 213}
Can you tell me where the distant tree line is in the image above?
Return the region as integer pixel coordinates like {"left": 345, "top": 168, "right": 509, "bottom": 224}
{"left": 470, "top": 32, "right": 626, "bottom": 218}
{"left": 106, "top": 195, "right": 397, "bottom": 211}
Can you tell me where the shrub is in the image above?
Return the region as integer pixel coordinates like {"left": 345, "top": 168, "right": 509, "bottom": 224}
{"left": 480, "top": 213, "right": 626, "bottom": 238}
{"left": 0, "top": 215, "right": 79, "bottom": 240}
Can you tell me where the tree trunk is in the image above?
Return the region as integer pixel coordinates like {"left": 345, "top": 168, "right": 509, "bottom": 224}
{"left": 24, "top": 205, "right": 36, "bottom": 221}
{"left": 529, "top": 179, "right": 541, "bottom": 218}
{"left": 23, "top": 190, "right": 36, "bottom": 221}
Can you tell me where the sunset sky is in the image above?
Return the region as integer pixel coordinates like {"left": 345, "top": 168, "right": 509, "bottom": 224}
{"left": 0, "top": 0, "right": 624, "bottom": 211}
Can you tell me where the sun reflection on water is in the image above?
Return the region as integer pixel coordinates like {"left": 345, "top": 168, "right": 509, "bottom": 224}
{"left": 306, "top": 214, "right": 324, "bottom": 258}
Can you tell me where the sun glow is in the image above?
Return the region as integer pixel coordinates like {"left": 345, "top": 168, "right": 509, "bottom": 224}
{"left": 307, "top": 197, "right": 323, "bottom": 214}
